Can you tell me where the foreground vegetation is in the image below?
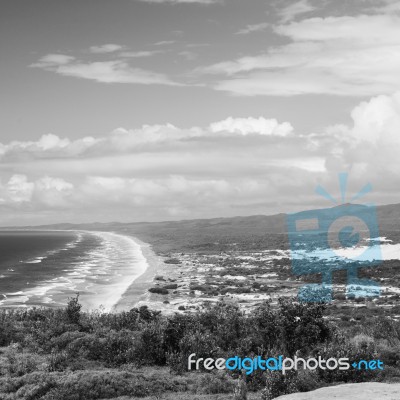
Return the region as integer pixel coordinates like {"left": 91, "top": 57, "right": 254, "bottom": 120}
{"left": 0, "top": 297, "right": 400, "bottom": 400}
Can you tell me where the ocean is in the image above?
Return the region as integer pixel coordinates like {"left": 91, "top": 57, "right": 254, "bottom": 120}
{"left": 0, "top": 230, "right": 147, "bottom": 311}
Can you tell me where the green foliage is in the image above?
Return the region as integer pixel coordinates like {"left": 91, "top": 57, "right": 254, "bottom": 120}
{"left": 66, "top": 294, "right": 82, "bottom": 325}
{"left": 1, "top": 295, "right": 399, "bottom": 399}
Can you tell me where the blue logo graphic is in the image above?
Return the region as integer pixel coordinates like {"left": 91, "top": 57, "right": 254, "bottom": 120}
{"left": 287, "top": 173, "right": 382, "bottom": 302}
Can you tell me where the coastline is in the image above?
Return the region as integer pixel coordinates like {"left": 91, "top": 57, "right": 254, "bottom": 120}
{"left": 113, "top": 236, "right": 164, "bottom": 311}
{"left": 73, "top": 231, "right": 149, "bottom": 312}
{"left": 0, "top": 229, "right": 157, "bottom": 312}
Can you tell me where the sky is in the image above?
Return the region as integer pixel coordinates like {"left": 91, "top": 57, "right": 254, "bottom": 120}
{"left": 1, "top": 0, "right": 400, "bottom": 225}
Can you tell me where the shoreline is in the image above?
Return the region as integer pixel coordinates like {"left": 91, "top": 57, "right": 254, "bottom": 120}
{"left": 0, "top": 229, "right": 153, "bottom": 312}
{"left": 113, "top": 235, "right": 164, "bottom": 311}
{"left": 73, "top": 231, "right": 149, "bottom": 312}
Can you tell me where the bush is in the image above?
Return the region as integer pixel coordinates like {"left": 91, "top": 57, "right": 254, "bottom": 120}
{"left": 66, "top": 294, "right": 82, "bottom": 325}
{"left": 194, "top": 372, "right": 235, "bottom": 394}
{"left": 261, "top": 371, "right": 298, "bottom": 400}
{"left": 149, "top": 287, "right": 169, "bottom": 295}
{"left": 4, "top": 351, "right": 38, "bottom": 377}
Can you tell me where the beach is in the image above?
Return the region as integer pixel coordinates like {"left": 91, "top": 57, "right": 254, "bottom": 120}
{"left": 113, "top": 236, "right": 165, "bottom": 311}
{"left": 64, "top": 231, "right": 150, "bottom": 312}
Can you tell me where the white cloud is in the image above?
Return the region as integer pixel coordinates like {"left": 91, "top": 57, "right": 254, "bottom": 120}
{"left": 200, "top": 14, "right": 400, "bottom": 96}
{"left": 89, "top": 44, "right": 125, "bottom": 54}
{"left": 31, "top": 55, "right": 180, "bottom": 86}
{"left": 326, "top": 92, "right": 400, "bottom": 147}
{"left": 0, "top": 117, "right": 294, "bottom": 163}
{"left": 321, "top": 91, "right": 400, "bottom": 198}
{"left": 3, "top": 175, "right": 35, "bottom": 203}
{"left": 153, "top": 40, "right": 176, "bottom": 46}
{"left": 274, "top": 14, "right": 400, "bottom": 42}
{"left": 209, "top": 117, "right": 293, "bottom": 136}
{"left": 6, "top": 97, "right": 400, "bottom": 222}
{"left": 0, "top": 115, "right": 318, "bottom": 220}
{"left": 30, "top": 54, "right": 75, "bottom": 68}
{"left": 33, "top": 177, "right": 74, "bottom": 208}
{"left": 36, "top": 134, "right": 70, "bottom": 150}
{"left": 0, "top": 133, "right": 98, "bottom": 160}
{"left": 0, "top": 175, "right": 74, "bottom": 208}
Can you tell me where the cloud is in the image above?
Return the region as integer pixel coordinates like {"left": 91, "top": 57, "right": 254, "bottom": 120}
{"left": 153, "top": 40, "right": 176, "bottom": 46}
{"left": 137, "top": 0, "right": 221, "bottom": 4}
{"left": 119, "top": 50, "right": 163, "bottom": 58}
{"left": 278, "top": 0, "right": 316, "bottom": 23}
{"left": 30, "top": 54, "right": 75, "bottom": 67}
{"left": 321, "top": 91, "right": 400, "bottom": 199}
{"left": 2, "top": 175, "right": 35, "bottom": 204}
{"left": 89, "top": 44, "right": 125, "bottom": 54}
{"left": 0, "top": 110, "right": 324, "bottom": 224}
{"left": 0, "top": 133, "right": 98, "bottom": 160}
{"left": 363, "top": 0, "right": 400, "bottom": 14}
{"left": 236, "top": 22, "right": 269, "bottom": 35}
{"left": 199, "top": 14, "right": 400, "bottom": 96}
{"left": 0, "top": 174, "right": 73, "bottom": 209}
{"left": 5, "top": 98, "right": 400, "bottom": 223}
{"left": 178, "top": 51, "right": 197, "bottom": 60}
{"left": 209, "top": 117, "right": 293, "bottom": 136}
{"left": 344, "top": 92, "right": 400, "bottom": 146}
{"left": 274, "top": 14, "right": 400, "bottom": 42}
{"left": 31, "top": 54, "right": 181, "bottom": 86}
{"left": 0, "top": 117, "right": 294, "bottom": 163}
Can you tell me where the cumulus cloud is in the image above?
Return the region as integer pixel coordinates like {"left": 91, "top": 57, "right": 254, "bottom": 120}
{"left": 31, "top": 54, "right": 181, "bottom": 86}
{"left": 2, "top": 175, "right": 35, "bottom": 204}
{"left": 200, "top": 14, "right": 400, "bottom": 96}
{"left": 4, "top": 97, "right": 400, "bottom": 224}
{"left": 0, "top": 117, "right": 295, "bottom": 162}
{"left": 209, "top": 117, "right": 293, "bottom": 136}
{"left": 322, "top": 91, "right": 400, "bottom": 199}
{"left": 0, "top": 114, "right": 324, "bottom": 223}
{"left": 0, "top": 134, "right": 99, "bottom": 160}
{"left": 0, "top": 175, "right": 73, "bottom": 208}
{"left": 326, "top": 92, "right": 400, "bottom": 148}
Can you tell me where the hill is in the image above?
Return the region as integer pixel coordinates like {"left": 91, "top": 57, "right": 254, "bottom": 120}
{"left": 3, "top": 202, "right": 400, "bottom": 253}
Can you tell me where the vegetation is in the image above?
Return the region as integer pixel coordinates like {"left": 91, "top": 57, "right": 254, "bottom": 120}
{"left": 1, "top": 296, "right": 399, "bottom": 399}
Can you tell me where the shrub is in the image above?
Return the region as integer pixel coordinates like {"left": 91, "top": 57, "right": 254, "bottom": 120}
{"left": 261, "top": 371, "right": 298, "bottom": 400}
{"left": 193, "top": 372, "right": 235, "bottom": 394}
{"left": 47, "top": 350, "right": 69, "bottom": 372}
{"left": 164, "top": 284, "right": 179, "bottom": 290}
{"left": 66, "top": 294, "right": 82, "bottom": 325}
{"left": 149, "top": 287, "right": 169, "bottom": 295}
{"left": 4, "top": 351, "right": 38, "bottom": 377}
